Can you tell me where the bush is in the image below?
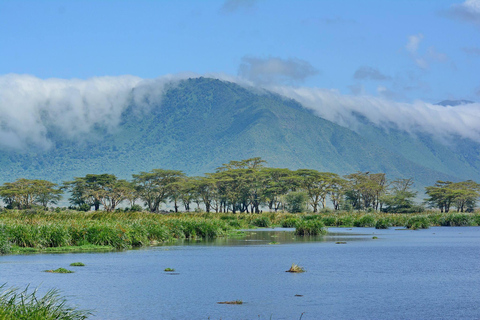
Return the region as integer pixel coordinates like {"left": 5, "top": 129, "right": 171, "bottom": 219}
{"left": 322, "top": 216, "right": 337, "bottom": 226}
{"left": 406, "top": 216, "right": 430, "bottom": 229}
{"left": 285, "top": 191, "right": 308, "bottom": 213}
{"left": 440, "top": 213, "right": 476, "bottom": 226}
{"left": 251, "top": 216, "right": 271, "bottom": 228}
{"left": 354, "top": 215, "right": 376, "bottom": 227}
{"left": 281, "top": 217, "right": 299, "bottom": 228}
{"left": 336, "top": 216, "right": 354, "bottom": 227}
{"left": 375, "top": 218, "right": 391, "bottom": 229}
{"left": 294, "top": 220, "right": 326, "bottom": 236}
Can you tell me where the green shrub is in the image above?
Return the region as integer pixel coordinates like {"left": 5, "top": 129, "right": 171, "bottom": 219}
{"left": 322, "top": 216, "right": 337, "bottom": 226}
{"left": 354, "top": 215, "right": 376, "bottom": 227}
{"left": 375, "top": 218, "right": 391, "bottom": 229}
{"left": 285, "top": 191, "right": 308, "bottom": 213}
{"left": 406, "top": 216, "right": 430, "bottom": 229}
{"left": 251, "top": 216, "right": 271, "bottom": 228}
{"left": 440, "top": 213, "right": 476, "bottom": 226}
{"left": 294, "top": 220, "right": 326, "bottom": 236}
{"left": 281, "top": 217, "right": 299, "bottom": 228}
{"left": 336, "top": 216, "right": 354, "bottom": 227}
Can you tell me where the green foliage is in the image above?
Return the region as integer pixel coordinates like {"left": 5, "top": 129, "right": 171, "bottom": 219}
{"left": 439, "top": 213, "right": 476, "bottom": 226}
{"left": 250, "top": 216, "right": 271, "bottom": 228}
{"left": 405, "top": 216, "right": 431, "bottom": 229}
{"left": 69, "top": 262, "right": 85, "bottom": 267}
{"left": 281, "top": 217, "right": 300, "bottom": 228}
{"left": 44, "top": 268, "right": 74, "bottom": 274}
{"left": 425, "top": 180, "right": 480, "bottom": 213}
{"left": 0, "top": 284, "right": 91, "bottom": 319}
{"left": 354, "top": 215, "right": 376, "bottom": 227}
{"left": 0, "top": 225, "right": 11, "bottom": 254}
{"left": 375, "top": 218, "right": 392, "bottom": 229}
{"left": 294, "top": 220, "right": 326, "bottom": 236}
{"left": 285, "top": 191, "right": 308, "bottom": 213}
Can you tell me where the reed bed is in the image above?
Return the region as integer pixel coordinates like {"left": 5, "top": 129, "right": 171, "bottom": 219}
{"left": 0, "top": 210, "right": 231, "bottom": 253}
{"left": 0, "top": 284, "right": 91, "bottom": 319}
{"left": 1, "top": 209, "right": 480, "bottom": 254}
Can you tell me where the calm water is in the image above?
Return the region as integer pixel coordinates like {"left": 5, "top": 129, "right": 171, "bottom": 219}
{"left": 1, "top": 227, "right": 480, "bottom": 320}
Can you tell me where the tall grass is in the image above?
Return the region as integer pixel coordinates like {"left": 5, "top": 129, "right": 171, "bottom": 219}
{"left": 1, "top": 209, "right": 480, "bottom": 253}
{"left": 0, "top": 210, "right": 231, "bottom": 251}
{"left": 0, "top": 284, "right": 92, "bottom": 319}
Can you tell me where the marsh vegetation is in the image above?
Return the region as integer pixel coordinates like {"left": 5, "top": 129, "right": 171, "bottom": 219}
{"left": 0, "top": 284, "right": 91, "bottom": 319}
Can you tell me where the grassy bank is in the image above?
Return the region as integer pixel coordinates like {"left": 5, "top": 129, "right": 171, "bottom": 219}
{"left": 1, "top": 209, "right": 480, "bottom": 254}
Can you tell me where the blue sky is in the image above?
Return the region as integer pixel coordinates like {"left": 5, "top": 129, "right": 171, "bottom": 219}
{"left": 1, "top": 0, "right": 479, "bottom": 103}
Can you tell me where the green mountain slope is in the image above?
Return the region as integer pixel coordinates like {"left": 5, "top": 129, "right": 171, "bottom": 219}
{"left": 0, "top": 77, "right": 471, "bottom": 189}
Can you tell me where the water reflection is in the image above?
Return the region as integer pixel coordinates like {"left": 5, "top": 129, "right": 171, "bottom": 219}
{"left": 171, "top": 228, "right": 384, "bottom": 247}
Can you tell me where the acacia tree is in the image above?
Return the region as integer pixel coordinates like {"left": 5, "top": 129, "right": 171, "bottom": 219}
{"left": 425, "top": 181, "right": 455, "bottom": 213}
{"left": 295, "top": 169, "right": 340, "bottom": 212}
{"left": 425, "top": 180, "right": 480, "bottom": 212}
{"left": 345, "top": 172, "right": 387, "bottom": 211}
{"left": 132, "top": 169, "right": 184, "bottom": 212}
{"left": 381, "top": 178, "right": 418, "bottom": 213}
{"left": 64, "top": 174, "right": 129, "bottom": 212}
{"left": 260, "top": 168, "right": 293, "bottom": 212}
{"left": 0, "top": 178, "right": 62, "bottom": 209}
{"left": 33, "top": 180, "right": 63, "bottom": 208}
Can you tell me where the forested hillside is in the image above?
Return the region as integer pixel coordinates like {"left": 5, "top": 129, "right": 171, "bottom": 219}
{"left": 0, "top": 77, "right": 475, "bottom": 189}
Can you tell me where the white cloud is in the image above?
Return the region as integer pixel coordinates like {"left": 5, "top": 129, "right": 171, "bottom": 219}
{"left": 265, "top": 84, "right": 480, "bottom": 143}
{"left": 238, "top": 56, "right": 319, "bottom": 85}
{"left": 448, "top": 0, "right": 480, "bottom": 24}
{"left": 405, "top": 34, "right": 448, "bottom": 69}
{"left": 406, "top": 34, "right": 423, "bottom": 54}
{"left": 0, "top": 73, "right": 191, "bottom": 151}
{"left": 1, "top": 73, "right": 479, "bottom": 153}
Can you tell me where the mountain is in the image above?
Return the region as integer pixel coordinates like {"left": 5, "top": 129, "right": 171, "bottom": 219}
{"left": 436, "top": 100, "right": 475, "bottom": 107}
{"left": 0, "top": 77, "right": 476, "bottom": 190}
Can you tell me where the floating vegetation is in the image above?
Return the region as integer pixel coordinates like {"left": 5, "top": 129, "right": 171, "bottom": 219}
{"left": 335, "top": 241, "right": 347, "bottom": 244}
{"left": 70, "top": 262, "right": 85, "bottom": 267}
{"left": 372, "top": 236, "right": 378, "bottom": 239}
{"left": 294, "top": 294, "right": 304, "bottom": 297}
{"left": 217, "top": 300, "right": 243, "bottom": 305}
{"left": 286, "top": 263, "right": 305, "bottom": 273}
{"left": 0, "top": 284, "right": 92, "bottom": 319}
{"left": 164, "top": 268, "right": 175, "bottom": 272}
{"left": 44, "top": 268, "right": 74, "bottom": 274}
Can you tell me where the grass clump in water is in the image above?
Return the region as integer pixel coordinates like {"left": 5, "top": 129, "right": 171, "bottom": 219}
{"left": 294, "top": 220, "right": 326, "bottom": 236}
{"left": 164, "top": 268, "right": 175, "bottom": 272}
{"left": 217, "top": 300, "right": 243, "bottom": 305}
{"left": 44, "top": 268, "right": 74, "bottom": 274}
{"left": 0, "top": 284, "right": 91, "bottom": 319}
{"left": 286, "top": 263, "right": 305, "bottom": 273}
{"left": 406, "top": 216, "right": 430, "bottom": 229}
{"left": 70, "top": 262, "right": 85, "bottom": 267}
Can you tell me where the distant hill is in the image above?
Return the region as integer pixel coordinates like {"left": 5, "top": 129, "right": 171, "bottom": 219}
{"left": 436, "top": 100, "right": 474, "bottom": 107}
{"left": 0, "top": 77, "right": 477, "bottom": 190}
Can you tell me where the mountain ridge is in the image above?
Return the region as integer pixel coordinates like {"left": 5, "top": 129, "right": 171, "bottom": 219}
{"left": 0, "top": 77, "right": 475, "bottom": 191}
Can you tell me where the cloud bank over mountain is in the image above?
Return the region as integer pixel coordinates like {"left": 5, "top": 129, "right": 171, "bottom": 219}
{"left": 0, "top": 73, "right": 479, "bottom": 152}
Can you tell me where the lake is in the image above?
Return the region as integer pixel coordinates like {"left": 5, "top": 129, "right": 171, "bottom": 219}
{"left": 1, "top": 227, "right": 480, "bottom": 319}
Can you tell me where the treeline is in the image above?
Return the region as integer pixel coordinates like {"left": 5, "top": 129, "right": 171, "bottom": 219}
{"left": 0, "top": 158, "right": 479, "bottom": 213}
